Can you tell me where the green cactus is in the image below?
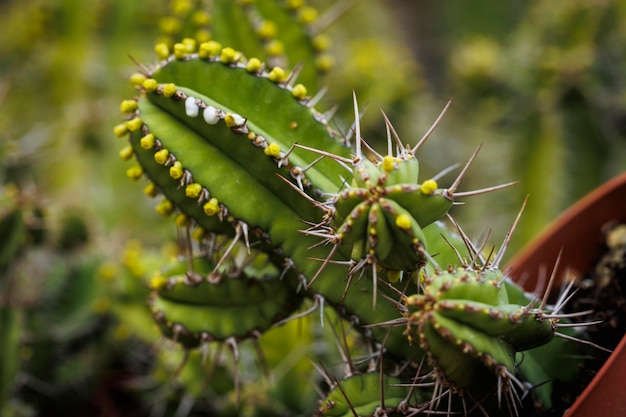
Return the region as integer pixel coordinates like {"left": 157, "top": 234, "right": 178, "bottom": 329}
{"left": 155, "top": 0, "right": 334, "bottom": 90}
{"left": 109, "top": 2, "right": 611, "bottom": 416}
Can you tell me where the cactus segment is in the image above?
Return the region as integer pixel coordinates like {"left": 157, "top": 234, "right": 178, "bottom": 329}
{"left": 151, "top": 256, "right": 300, "bottom": 348}
{"left": 299, "top": 97, "right": 460, "bottom": 279}
{"left": 404, "top": 267, "right": 559, "bottom": 397}
{"left": 114, "top": 26, "right": 582, "bottom": 416}
{"left": 119, "top": 50, "right": 424, "bottom": 362}
{"left": 318, "top": 373, "right": 411, "bottom": 417}
{"left": 144, "top": 57, "right": 350, "bottom": 191}
{"left": 210, "top": 0, "right": 332, "bottom": 87}
{"left": 122, "top": 52, "right": 356, "bottom": 249}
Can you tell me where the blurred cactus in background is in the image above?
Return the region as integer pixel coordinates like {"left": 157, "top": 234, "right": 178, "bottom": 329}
{"left": 398, "top": 0, "right": 626, "bottom": 252}
{"left": 1, "top": 0, "right": 625, "bottom": 416}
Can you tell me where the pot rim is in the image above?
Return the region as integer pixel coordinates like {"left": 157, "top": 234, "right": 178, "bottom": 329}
{"left": 505, "top": 172, "right": 626, "bottom": 417}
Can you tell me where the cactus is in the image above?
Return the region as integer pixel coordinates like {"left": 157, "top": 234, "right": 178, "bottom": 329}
{"left": 109, "top": 2, "right": 612, "bottom": 416}
{"left": 155, "top": 0, "right": 334, "bottom": 90}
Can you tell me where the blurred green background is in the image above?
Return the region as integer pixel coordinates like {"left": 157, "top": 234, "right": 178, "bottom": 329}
{"left": 1, "top": 0, "right": 625, "bottom": 415}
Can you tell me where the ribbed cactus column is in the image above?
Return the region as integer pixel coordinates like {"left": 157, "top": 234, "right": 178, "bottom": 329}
{"left": 114, "top": 33, "right": 598, "bottom": 417}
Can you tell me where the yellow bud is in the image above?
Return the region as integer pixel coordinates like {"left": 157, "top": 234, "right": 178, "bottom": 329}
{"left": 126, "top": 117, "right": 143, "bottom": 132}
{"left": 154, "top": 149, "right": 170, "bottom": 165}
{"left": 199, "top": 40, "right": 222, "bottom": 58}
{"left": 140, "top": 133, "right": 155, "bottom": 149}
{"left": 126, "top": 165, "right": 143, "bottom": 181}
{"left": 382, "top": 155, "right": 396, "bottom": 173}
{"left": 191, "top": 226, "right": 206, "bottom": 241}
{"left": 286, "top": 0, "right": 303, "bottom": 9}
{"left": 130, "top": 72, "right": 147, "bottom": 86}
{"left": 150, "top": 274, "right": 168, "bottom": 290}
{"left": 171, "top": 0, "right": 192, "bottom": 15}
{"left": 173, "top": 213, "right": 189, "bottom": 227}
{"left": 420, "top": 179, "right": 438, "bottom": 195}
{"left": 246, "top": 57, "right": 262, "bottom": 73}
{"left": 162, "top": 83, "right": 177, "bottom": 97}
{"left": 113, "top": 123, "right": 128, "bottom": 138}
{"left": 195, "top": 29, "right": 211, "bottom": 44}
{"left": 185, "top": 183, "right": 203, "bottom": 198}
{"left": 203, "top": 197, "right": 219, "bottom": 216}
{"left": 173, "top": 43, "right": 187, "bottom": 59}
{"left": 224, "top": 113, "right": 245, "bottom": 127}
{"left": 118, "top": 145, "right": 134, "bottom": 160}
{"left": 312, "top": 34, "right": 332, "bottom": 51}
{"left": 315, "top": 54, "right": 335, "bottom": 72}
{"left": 395, "top": 213, "right": 412, "bottom": 230}
{"left": 192, "top": 10, "right": 211, "bottom": 26}
{"left": 291, "top": 83, "right": 307, "bottom": 100}
{"left": 265, "top": 40, "right": 284, "bottom": 56}
{"left": 155, "top": 43, "right": 170, "bottom": 60}
{"left": 257, "top": 21, "right": 277, "bottom": 39}
{"left": 264, "top": 143, "right": 281, "bottom": 157}
{"left": 298, "top": 6, "right": 318, "bottom": 24}
{"left": 268, "top": 66, "right": 286, "bottom": 83}
{"left": 143, "top": 78, "right": 158, "bottom": 93}
{"left": 155, "top": 199, "right": 174, "bottom": 216}
{"left": 159, "top": 16, "right": 180, "bottom": 35}
{"left": 182, "top": 37, "right": 196, "bottom": 52}
{"left": 143, "top": 182, "right": 159, "bottom": 197}
{"left": 220, "top": 47, "right": 238, "bottom": 64}
{"left": 169, "top": 161, "right": 184, "bottom": 179}
{"left": 120, "top": 100, "right": 138, "bottom": 113}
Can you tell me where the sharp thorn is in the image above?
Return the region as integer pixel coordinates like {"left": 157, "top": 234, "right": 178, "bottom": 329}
{"left": 451, "top": 180, "right": 519, "bottom": 198}
{"left": 493, "top": 196, "right": 528, "bottom": 269}
{"left": 446, "top": 144, "right": 483, "bottom": 197}
{"left": 411, "top": 99, "right": 452, "bottom": 155}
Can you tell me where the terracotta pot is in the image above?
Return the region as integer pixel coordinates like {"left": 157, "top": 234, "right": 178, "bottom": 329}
{"left": 505, "top": 172, "right": 626, "bottom": 417}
